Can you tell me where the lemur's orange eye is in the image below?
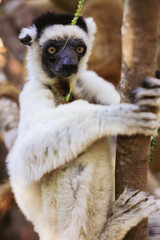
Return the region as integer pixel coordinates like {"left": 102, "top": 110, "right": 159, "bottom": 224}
{"left": 48, "top": 46, "right": 56, "bottom": 54}
{"left": 76, "top": 46, "right": 84, "bottom": 54}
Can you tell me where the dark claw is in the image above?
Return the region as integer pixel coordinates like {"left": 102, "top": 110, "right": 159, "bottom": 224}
{"left": 130, "top": 88, "right": 137, "bottom": 97}
{"left": 131, "top": 97, "right": 137, "bottom": 104}
{"left": 130, "top": 88, "right": 138, "bottom": 103}
{"left": 129, "top": 187, "right": 137, "bottom": 192}
{"left": 156, "top": 69, "right": 160, "bottom": 79}
{"left": 142, "top": 78, "right": 152, "bottom": 88}
{"left": 139, "top": 105, "right": 151, "bottom": 112}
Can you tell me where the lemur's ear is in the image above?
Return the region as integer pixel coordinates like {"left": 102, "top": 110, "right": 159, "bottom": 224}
{"left": 19, "top": 25, "right": 37, "bottom": 46}
{"left": 85, "top": 17, "right": 97, "bottom": 40}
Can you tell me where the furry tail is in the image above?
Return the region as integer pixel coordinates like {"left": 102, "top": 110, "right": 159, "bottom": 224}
{"left": 0, "top": 180, "right": 15, "bottom": 218}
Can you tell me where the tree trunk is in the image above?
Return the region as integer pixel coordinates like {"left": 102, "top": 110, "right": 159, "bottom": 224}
{"left": 0, "top": 132, "right": 8, "bottom": 181}
{"left": 115, "top": 1, "right": 160, "bottom": 240}
{"left": 150, "top": 134, "right": 160, "bottom": 173}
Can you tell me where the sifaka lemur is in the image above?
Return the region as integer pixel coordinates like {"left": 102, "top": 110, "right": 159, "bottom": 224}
{"left": 7, "top": 12, "right": 160, "bottom": 240}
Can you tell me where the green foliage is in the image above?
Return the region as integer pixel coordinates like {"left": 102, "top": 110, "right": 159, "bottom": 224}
{"left": 65, "top": 0, "right": 85, "bottom": 102}
{"left": 150, "top": 137, "right": 157, "bottom": 164}
{"left": 71, "top": 0, "right": 85, "bottom": 26}
{"left": 150, "top": 128, "right": 160, "bottom": 164}
{"left": 65, "top": 81, "right": 72, "bottom": 102}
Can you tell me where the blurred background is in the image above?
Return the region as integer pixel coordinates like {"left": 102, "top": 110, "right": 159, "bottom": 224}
{"left": 0, "top": 0, "right": 159, "bottom": 239}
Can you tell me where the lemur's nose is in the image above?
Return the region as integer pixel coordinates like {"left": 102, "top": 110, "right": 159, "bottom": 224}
{"left": 62, "top": 64, "right": 78, "bottom": 74}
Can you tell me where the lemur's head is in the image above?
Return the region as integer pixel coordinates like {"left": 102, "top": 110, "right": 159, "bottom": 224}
{"left": 19, "top": 12, "right": 96, "bottom": 82}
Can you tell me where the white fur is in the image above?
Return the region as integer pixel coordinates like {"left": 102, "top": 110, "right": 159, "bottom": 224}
{"left": 72, "top": 70, "right": 120, "bottom": 105}
{"left": 7, "top": 15, "right": 160, "bottom": 240}
{"left": 19, "top": 25, "right": 37, "bottom": 44}
{"left": 39, "top": 17, "right": 96, "bottom": 45}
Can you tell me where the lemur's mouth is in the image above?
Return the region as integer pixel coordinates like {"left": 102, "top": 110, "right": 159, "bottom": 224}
{"left": 57, "top": 73, "right": 73, "bottom": 79}
{"left": 57, "top": 73, "right": 75, "bottom": 79}
{"left": 54, "top": 64, "right": 78, "bottom": 79}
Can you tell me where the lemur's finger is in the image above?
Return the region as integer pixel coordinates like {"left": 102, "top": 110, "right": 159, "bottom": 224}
{"left": 132, "top": 88, "right": 160, "bottom": 101}
{"left": 156, "top": 69, "right": 160, "bottom": 79}
{"left": 137, "top": 112, "right": 158, "bottom": 120}
{"left": 134, "top": 128, "right": 158, "bottom": 137}
{"left": 114, "top": 189, "right": 159, "bottom": 218}
{"left": 126, "top": 117, "right": 159, "bottom": 131}
{"left": 136, "top": 120, "right": 159, "bottom": 130}
{"left": 124, "top": 112, "right": 157, "bottom": 120}
{"left": 137, "top": 98, "right": 160, "bottom": 108}
{"left": 142, "top": 77, "right": 160, "bottom": 88}
{"left": 118, "top": 188, "right": 141, "bottom": 206}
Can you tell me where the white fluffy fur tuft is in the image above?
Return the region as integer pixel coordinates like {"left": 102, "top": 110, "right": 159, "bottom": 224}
{"left": 19, "top": 25, "right": 37, "bottom": 43}
{"left": 85, "top": 17, "right": 97, "bottom": 41}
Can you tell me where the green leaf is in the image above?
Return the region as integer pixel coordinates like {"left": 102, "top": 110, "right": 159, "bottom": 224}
{"left": 149, "top": 129, "right": 159, "bottom": 164}
{"left": 71, "top": 0, "right": 85, "bottom": 26}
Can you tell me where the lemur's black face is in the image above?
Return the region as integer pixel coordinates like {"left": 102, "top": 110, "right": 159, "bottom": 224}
{"left": 42, "top": 37, "right": 87, "bottom": 79}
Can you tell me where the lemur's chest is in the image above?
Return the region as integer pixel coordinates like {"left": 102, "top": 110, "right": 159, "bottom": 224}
{"left": 45, "top": 78, "right": 100, "bottom": 106}
{"left": 46, "top": 79, "right": 75, "bottom": 105}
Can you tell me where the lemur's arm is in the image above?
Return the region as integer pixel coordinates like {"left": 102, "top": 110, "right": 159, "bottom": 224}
{"left": 16, "top": 79, "right": 159, "bottom": 182}
{"left": 72, "top": 70, "right": 120, "bottom": 105}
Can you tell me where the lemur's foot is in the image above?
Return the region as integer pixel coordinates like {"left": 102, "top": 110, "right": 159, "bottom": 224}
{"left": 99, "top": 189, "right": 160, "bottom": 240}
{"left": 111, "top": 189, "right": 160, "bottom": 228}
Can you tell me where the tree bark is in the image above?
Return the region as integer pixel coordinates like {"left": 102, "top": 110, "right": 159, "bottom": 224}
{"left": 115, "top": 1, "right": 160, "bottom": 240}
{"left": 0, "top": 81, "right": 20, "bottom": 150}
{"left": 150, "top": 134, "right": 160, "bottom": 173}
{"left": 0, "top": 132, "right": 8, "bottom": 182}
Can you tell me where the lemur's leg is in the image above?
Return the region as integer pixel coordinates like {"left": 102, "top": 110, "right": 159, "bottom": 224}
{"left": 96, "top": 189, "right": 160, "bottom": 240}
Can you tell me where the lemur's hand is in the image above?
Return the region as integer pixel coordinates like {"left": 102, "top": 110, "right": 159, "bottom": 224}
{"left": 102, "top": 74, "right": 160, "bottom": 137}
{"left": 131, "top": 76, "right": 160, "bottom": 115}
{"left": 104, "top": 103, "right": 159, "bottom": 136}
{"left": 131, "top": 75, "right": 160, "bottom": 136}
